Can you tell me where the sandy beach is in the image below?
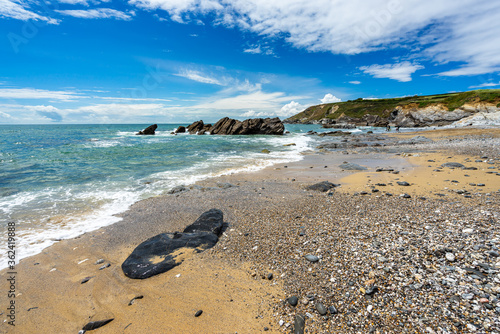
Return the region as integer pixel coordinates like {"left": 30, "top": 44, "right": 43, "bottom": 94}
{"left": 2, "top": 127, "right": 500, "bottom": 333}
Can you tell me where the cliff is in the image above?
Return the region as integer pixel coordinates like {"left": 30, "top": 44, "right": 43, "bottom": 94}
{"left": 285, "top": 90, "right": 500, "bottom": 127}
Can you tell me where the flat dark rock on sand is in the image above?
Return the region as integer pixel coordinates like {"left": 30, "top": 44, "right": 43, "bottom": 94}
{"left": 122, "top": 209, "right": 223, "bottom": 279}
{"left": 339, "top": 162, "right": 367, "bottom": 170}
{"left": 306, "top": 181, "right": 339, "bottom": 192}
{"left": 441, "top": 162, "right": 465, "bottom": 168}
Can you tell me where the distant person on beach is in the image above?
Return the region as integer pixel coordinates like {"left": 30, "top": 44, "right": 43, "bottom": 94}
{"left": 386, "top": 125, "right": 391, "bottom": 132}
{"left": 396, "top": 126, "right": 400, "bottom": 132}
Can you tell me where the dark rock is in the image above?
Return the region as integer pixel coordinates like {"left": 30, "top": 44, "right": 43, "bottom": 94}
{"left": 136, "top": 124, "right": 157, "bottom": 135}
{"left": 401, "top": 193, "right": 411, "bottom": 198}
{"left": 288, "top": 296, "right": 299, "bottom": 307}
{"left": 182, "top": 208, "right": 223, "bottom": 235}
{"left": 175, "top": 126, "right": 186, "bottom": 133}
{"left": 306, "top": 181, "right": 339, "bottom": 192}
{"left": 316, "top": 302, "right": 328, "bottom": 315}
{"left": 339, "top": 162, "right": 367, "bottom": 170}
{"left": 294, "top": 314, "right": 306, "bottom": 334}
{"left": 267, "top": 273, "right": 273, "bottom": 280}
{"left": 397, "top": 181, "right": 410, "bottom": 186}
{"left": 122, "top": 209, "right": 223, "bottom": 279}
{"left": 209, "top": 117, "right": 284, "bottom": 135}
{"left": 441, "top": 162, "right": 465, "bottom": 168}
{"left": 186, "top": 120, "right": 206, "bottom": 134}
{"left": 376, "top": 168, "right": 394, "bottom": 172}
{"left": 80, "top": 276, "right": 93, "bottom": 284}
{"left": 329, "top": 305, "right": 338, "bottom": 315}
{"left": 167, "top": 186, "right": 189, "bottom": 195}
{"left": 195, "top": 310, "right": 203, "bottom": 317}
{"left": 128, "top": 295, "right": 144, "bottom": 306}
{"left": 82, "top": 318, "right": 114, "bottom": 331}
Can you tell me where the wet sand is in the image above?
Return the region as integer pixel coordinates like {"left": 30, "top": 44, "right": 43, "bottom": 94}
{"left": 1, "top": 127, "right": 500, "bottom": 333}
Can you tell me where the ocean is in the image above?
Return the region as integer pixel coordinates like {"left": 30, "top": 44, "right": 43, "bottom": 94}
{"left": 0, "top": 123, "right": 384, "bottom": 269}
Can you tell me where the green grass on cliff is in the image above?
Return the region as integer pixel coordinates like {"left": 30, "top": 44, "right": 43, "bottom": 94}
{"left": 286, "top": 89, "right": 500, "bottom": 122}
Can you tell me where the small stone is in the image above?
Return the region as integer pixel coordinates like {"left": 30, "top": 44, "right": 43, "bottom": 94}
{"left": 301, "top": 297, "right": 309, "bottom": 305}
{"left": 267, "top": 273, "right": 273, "bottom": 280}
{"left": 466, "top": 324, "right": 477, "bottom": 331}
{"left": 294, "top": 314, "right": 306, "bottom": 334}
{"left": 479, "top": 298, "right": 489, "bottom": 303}
{"left": 316, "top": 302, "right": 327, "bottom": 315}
{"left": 365, "top": 286, "right": 378, "bottom": 295}
{"left": 463, "top": 228, "right": 474, "bottom": 234}
{"left": 397, "top": 181, "right": 410, "bottom": 186}
{"left": 99, "top": 263, "right": 110, "bottom": 270}
{"left": 328, "top": 305, "right": 338, "bottom": 315}
{"left": 445, "top": 253, "right": 456, "bottom": 262}
{"left": 462, "top": 293, "right": 474, "bottom": 300}
{"left": 287, "top": 296, "right": 298, "bottom": 307}
{"left": 400, "top": 193, "right": 411, "bottom": 198}
{"left": 195, "top": 310, "right": 203, "bottom": 317}
{"left": 95, "top": 259, "right": 104, "bottom": 265}
{"left": 305, "top": 254, "right": 319, "bottom": 263}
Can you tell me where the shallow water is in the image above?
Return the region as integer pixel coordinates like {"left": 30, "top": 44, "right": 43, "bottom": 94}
{"left": 0, "top": 123, "right": 386, "bottom": 268}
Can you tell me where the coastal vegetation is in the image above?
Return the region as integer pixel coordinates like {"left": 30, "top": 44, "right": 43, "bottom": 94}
{"left": 285, "top": 89, "right": 500, "bottom": 123}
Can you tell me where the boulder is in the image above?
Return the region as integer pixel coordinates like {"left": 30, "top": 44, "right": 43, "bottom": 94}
{"left": 136, "top": 124, "right": 157, "bottom": 135}
{"left": 175, "top": 126, "right": 186, "bottom": 133}
{"left": 210, "top": 117, "right": 284, "bottom": 135}
{"left": 186, "top": 120, "right": 205, "bottom": 134}
{"left": 122, "top": 209, "right": 223, "bottom": 279}
{"left": 306, "top": 181, "right": 339, "bottom": 192}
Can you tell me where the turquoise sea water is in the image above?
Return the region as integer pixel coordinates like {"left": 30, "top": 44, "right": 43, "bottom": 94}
{"left": 0, "top": 123, "right": 386, "bottom": 268}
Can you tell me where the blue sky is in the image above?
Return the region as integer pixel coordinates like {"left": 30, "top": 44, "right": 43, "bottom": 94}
{"left": 1, "top": 0, "right": 500, "bottom": 124}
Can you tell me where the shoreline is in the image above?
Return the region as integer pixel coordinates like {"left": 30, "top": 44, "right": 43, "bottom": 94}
{"left": 2, "top": 126, "right": 500, "bottom": 333}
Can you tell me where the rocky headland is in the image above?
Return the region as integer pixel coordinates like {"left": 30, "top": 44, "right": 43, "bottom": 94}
{"left": 285, "top": 89, "right": 500, "bottom": 128}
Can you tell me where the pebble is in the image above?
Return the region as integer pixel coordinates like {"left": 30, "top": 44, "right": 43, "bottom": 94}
{"left": 445, "top": 252, "right": 456, "bottom": 262}
{"left": 305, "top": 254, "right": 319, "bottom": 263}
{"left": 397, "top": 181, "right": 410, "bottom": 186}
{"left": 329, "top": 305, "right": 338, "bottom": 315}
{"left": 315, "top": 302, "right": 327, "bottom": 315}
{"left": 287, "top": 296, "right": 298, "bottom": 307}
{"left": 195, "top": 310, "right": 203, "bottom": 317}
{"left": 294, "top": 314, "right": 306, "bottom": 334}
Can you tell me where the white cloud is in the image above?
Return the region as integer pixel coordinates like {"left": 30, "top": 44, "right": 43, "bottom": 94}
{"left": 243, "top": 44, "right": 275, "bottom": 56}
{"left": 0, "top": 111, "right": 13, "bottom": 119}
{"left": 0, "top": 0, "right": 58, "bottom": 23}
{"left": 278, "top": 101, "right": 307, "bottom": 117}
{"left": 359, "top": 62, "right": 424, "bottom": 82}
{"left": 469, "top": 82, "right": 500, "bottom": 89}
{"left": 194, "top": 91, "right": 303, "bottom": 111}
{"left": 55, "top": 8, "right": 134, "bottom": 20}
{"left": 349, "top": 81, "right": 361, "bottom": 85}
{"left": 0, "top": 88, "right": 84, "bottom": 101}
{"left": 320, "top": 93, "right": 341, "bottom": 104}
{"left": 241, "top": 110, "right": 270, "bottom": 118}
{"left": 24, "top": 105, "right": 60, "bottom": 112}
{"left": 174, "top": 70, "right": 223, "bottom": 85}
{"left": 128, "top": 0, "right": 500, "bottom": 76}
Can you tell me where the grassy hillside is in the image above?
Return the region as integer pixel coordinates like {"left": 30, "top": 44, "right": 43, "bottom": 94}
{"left": 285, "top": 89, "right": 500, "bottom": 123}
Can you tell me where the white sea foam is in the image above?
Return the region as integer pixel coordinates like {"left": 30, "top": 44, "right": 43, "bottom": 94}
{"left": 0, "top": 132, "right": 315, "bottom": 270}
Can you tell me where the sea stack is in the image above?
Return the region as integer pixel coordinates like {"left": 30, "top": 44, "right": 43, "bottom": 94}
{"left": 136, "top": 124, "right": 157, "bottom": 135}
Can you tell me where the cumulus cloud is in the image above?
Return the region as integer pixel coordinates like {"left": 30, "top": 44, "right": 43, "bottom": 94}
{"left": 320, "top": 94, "right": 341, "bottom": 104}
{"left": 349, "top": 81, "right": 361, "bottom": 85}
{"left": 359, "top": 62, "right": 424, "bottom": 82}
{"left": 55, "top": 8, "right": 134, "bottom": 20}
{"left": 127, "top": 0, "right": 500, "bottom": 76}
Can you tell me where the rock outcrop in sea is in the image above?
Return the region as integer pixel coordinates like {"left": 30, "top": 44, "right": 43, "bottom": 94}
{"left": 136, "top": 124, "right": 157, "bottom": 135}
{"left": 121, "top": 209, "right": 224, "bottom": 279}
{"left": 185, "top": 117, "right": 284, "bottom": 135}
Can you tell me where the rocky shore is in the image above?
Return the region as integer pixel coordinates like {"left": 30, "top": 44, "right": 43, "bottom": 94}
{"left": 1, "top": 127, "right": 499, "bottom": 333}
